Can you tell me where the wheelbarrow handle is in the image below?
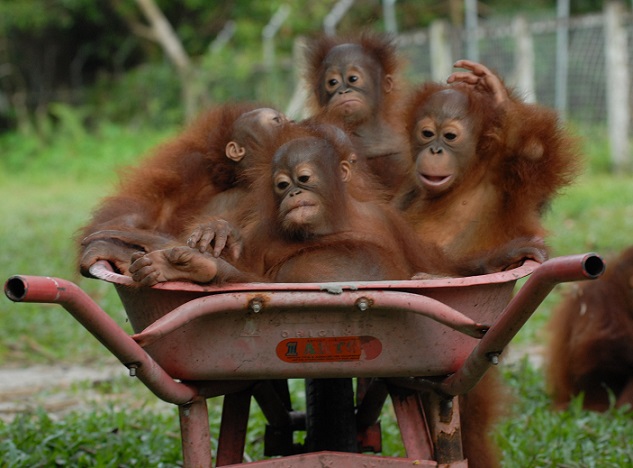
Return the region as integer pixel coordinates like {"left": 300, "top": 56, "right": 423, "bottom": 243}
{"left": 437, "top": 252, "right": 605, "bottom": 396}
{"left": 4, "top": 275, "right": 197, "bottom": 405}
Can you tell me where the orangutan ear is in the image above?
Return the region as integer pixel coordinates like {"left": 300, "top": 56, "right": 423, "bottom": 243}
{"left": 226, "top": 141, "right": 247, "bottom": 162}
{"left": 340, "top": 160, "right": 352, "bottom": 183}
{"left": 383, "top": 74, "right": 394, "bottom": 94}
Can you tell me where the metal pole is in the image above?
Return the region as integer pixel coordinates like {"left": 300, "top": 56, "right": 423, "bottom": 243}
{"left": 324, "top": 0, "right": 354, "bottom": 36}
{"left": 382, "top": 0, "right": 398, "bottom": 34}
{"left": 464, "top": 0, "right": 479, "bottom": 61}
{"left": 555, "top": 0, "right": 569, "bottom": 119}
{"left": 262, "top": 5, "right": 291, "bottom": 68}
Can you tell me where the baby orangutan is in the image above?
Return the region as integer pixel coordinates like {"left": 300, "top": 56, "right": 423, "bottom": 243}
{"left": 394, "top": 60, "right": 581, "bottom": 272}
{"left": 79, "top": 103, "right": 289, "bottom": 277}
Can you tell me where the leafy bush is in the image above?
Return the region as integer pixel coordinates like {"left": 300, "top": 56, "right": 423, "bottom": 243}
{"left": 87, "top": 63, "right": 184, "bottom": 127}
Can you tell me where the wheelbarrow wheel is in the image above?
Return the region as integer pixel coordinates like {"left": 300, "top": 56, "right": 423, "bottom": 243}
{"left": 304, "top": 378, "right": 358, "bottom": 453}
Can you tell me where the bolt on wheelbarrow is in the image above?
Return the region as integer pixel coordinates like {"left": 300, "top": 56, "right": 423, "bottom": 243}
{"left": 4, "top": 253, "right": 605, "bottom": 467}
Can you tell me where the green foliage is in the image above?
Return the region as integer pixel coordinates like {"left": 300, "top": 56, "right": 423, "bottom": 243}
{"left": 0, "top": 0, "right": 616, "bottom": 133}
{"left": 88, "top": 63, "right": 184, "bottom": 127}
{"left": 545, "top": 174, "right": 633, "bottom": 256}
{"left": 0, "top": 122, "right": 172, "bottom": 365}
{"left": 0, "top": 113, "right": 174, "bottom": 179}
{"left": 0, "top": 406, "right": 183, "bottom": 466}
{"left": 0, "top": 0, "right": 76, "bottom": 32}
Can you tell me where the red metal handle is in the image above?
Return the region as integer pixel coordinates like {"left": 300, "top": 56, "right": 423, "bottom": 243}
{"left": 437, "top": 252, "right": 604, "bottom": 396}
{"left": 4, "top": 275, "right": 197, "bottom": 405}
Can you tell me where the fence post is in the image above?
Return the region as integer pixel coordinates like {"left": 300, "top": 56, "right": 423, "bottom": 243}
{"left": 604, "top": 1, "right": 631, "bottom": 173}
{"left": 382, "top": 0, "right": 398, "bottom": 34}
{"left": 429, "top": 19, "right": 453, "bottom": 82}
{"left": 324, "top": 0, "right": 354, "bottom": 36}
{"left": 262, "top": 5, "right": 291, "bottom": 70}
{"left": 464, "top": 0, "right": 479, "bottom": 61}
{"left": 512, "top": 15, "right": 536, "bottom": 103}
{"left": 555, "top": 0, "right": 570, "bottom": 119}
{"left": 285, "top": 37, "right": 310, "bottom": 120}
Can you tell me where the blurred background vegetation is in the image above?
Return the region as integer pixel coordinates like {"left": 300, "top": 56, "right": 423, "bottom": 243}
{"left": 0, "top": 0, "right": 611, "bottom": 131}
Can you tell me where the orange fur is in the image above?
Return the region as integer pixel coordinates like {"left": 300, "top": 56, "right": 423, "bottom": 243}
{"left": 304, "top": 32, "right": 402, "bottom": 120}
{"left": 396, "top": 80, "right": 581, "bottom": 260}
{"left": 303, "top": 32, "right": 412, "bottom": 195}
{"left": 77, "top": 102, "right": 279, "bottom": 276}
{"left": 546, "top": 246, "right": 633, "bottom": 411}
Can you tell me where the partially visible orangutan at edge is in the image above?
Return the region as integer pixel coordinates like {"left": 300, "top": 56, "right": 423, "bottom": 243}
{"left": 546, "top": 245, "right": 633, "bottom": 412}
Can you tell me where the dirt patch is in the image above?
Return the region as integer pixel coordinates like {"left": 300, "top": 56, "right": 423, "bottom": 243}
{"left": 0, "top": 364, "right": 126, "bottom": 422}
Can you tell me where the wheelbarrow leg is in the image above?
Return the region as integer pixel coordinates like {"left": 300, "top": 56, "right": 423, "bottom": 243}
{"left": 253, "top": 380, "right": 303, "bottom": 456}
{"left": 356, "top": 378, "right": 387, "bottom": 453}
{"left": 216, "top": 387, "right": 252, "bottom": 466}
{"left": 388, "top": 386, "right": 434, "bottom": 460}
{"left": 179, "top": 396, "right": 213, "bottom": 468}
{"left": 420, "top": 391, "right": 466, "bottom": 466}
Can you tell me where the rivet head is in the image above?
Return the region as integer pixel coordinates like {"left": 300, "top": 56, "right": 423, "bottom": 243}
{"left": 250, "top": 299, "right": 263, "bottom": 313}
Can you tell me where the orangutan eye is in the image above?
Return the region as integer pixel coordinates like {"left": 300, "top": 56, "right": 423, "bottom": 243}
{"left": 298, "top": 175, "right": 310, "bottom": 184}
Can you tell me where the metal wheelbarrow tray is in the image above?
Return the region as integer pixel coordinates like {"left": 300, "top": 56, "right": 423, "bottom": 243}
{"left": 4, "top": 253, "right": 605, "bottom": 467}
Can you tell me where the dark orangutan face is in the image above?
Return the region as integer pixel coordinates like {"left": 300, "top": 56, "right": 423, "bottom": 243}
{"left": 226, "top": 108, "right": 289, "bottom": 163}
{"left": 248, "top": 108, "right": 288, "bottom": 134}
{"left": 319, "top": 44, "right": 388, "bottom": 124}
{"left": 272, "top": 137, "right": 351, "bottom": 239}
{"left": 412, "top": 89, "right": 478, "bottom": 196}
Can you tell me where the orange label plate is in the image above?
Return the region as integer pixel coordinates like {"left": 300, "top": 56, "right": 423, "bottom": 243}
{"left": 276, "top": 336, "right": 382, "bottom": 363}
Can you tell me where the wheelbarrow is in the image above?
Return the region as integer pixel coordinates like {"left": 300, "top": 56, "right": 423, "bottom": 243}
{"left": 4, "top": 253, "right": 605, "bottom": 467}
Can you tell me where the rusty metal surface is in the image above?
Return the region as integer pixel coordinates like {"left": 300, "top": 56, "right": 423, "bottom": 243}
{"left": 437, "top": 253, "right": 605, "bottom": 396}
{"left": 85, "top": 261, "right": 532, "bottom": 381}
{"left": 389, "top": 387, "right": 434, "bottom": 461}
{"left": 179, "top": 396, "right": 213, "bottom": 467}
{"left": 90, "top": 258, "right": 537, "bottom": 292}
{"left": 217, "top": 388, "right": 252, "bottom": 466}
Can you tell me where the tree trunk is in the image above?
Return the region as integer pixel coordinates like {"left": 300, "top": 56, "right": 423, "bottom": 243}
{"left": 134, "top": 0, "right": 199, "bottom": 121}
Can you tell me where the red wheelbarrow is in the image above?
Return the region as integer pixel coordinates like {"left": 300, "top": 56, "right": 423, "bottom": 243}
{"left": 4, "top": 253, "right": 604, "bottom": 467}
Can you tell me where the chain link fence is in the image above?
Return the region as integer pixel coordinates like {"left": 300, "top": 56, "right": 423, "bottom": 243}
{"left": 398, "top": 10, "right": 632, "bottom": 127}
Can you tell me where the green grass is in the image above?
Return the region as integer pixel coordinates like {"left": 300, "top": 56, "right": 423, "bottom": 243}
{"left": 498, "top": 358, "right": 633, "bottom": 467}
{"left": 0, "top": 406, "right": 182, "bottom": 467}
{"left": 0, "top": 123, "right": 175, "bottom": 367}
{"left": 0, "top": 123, "right": 632, "bottom": 465}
